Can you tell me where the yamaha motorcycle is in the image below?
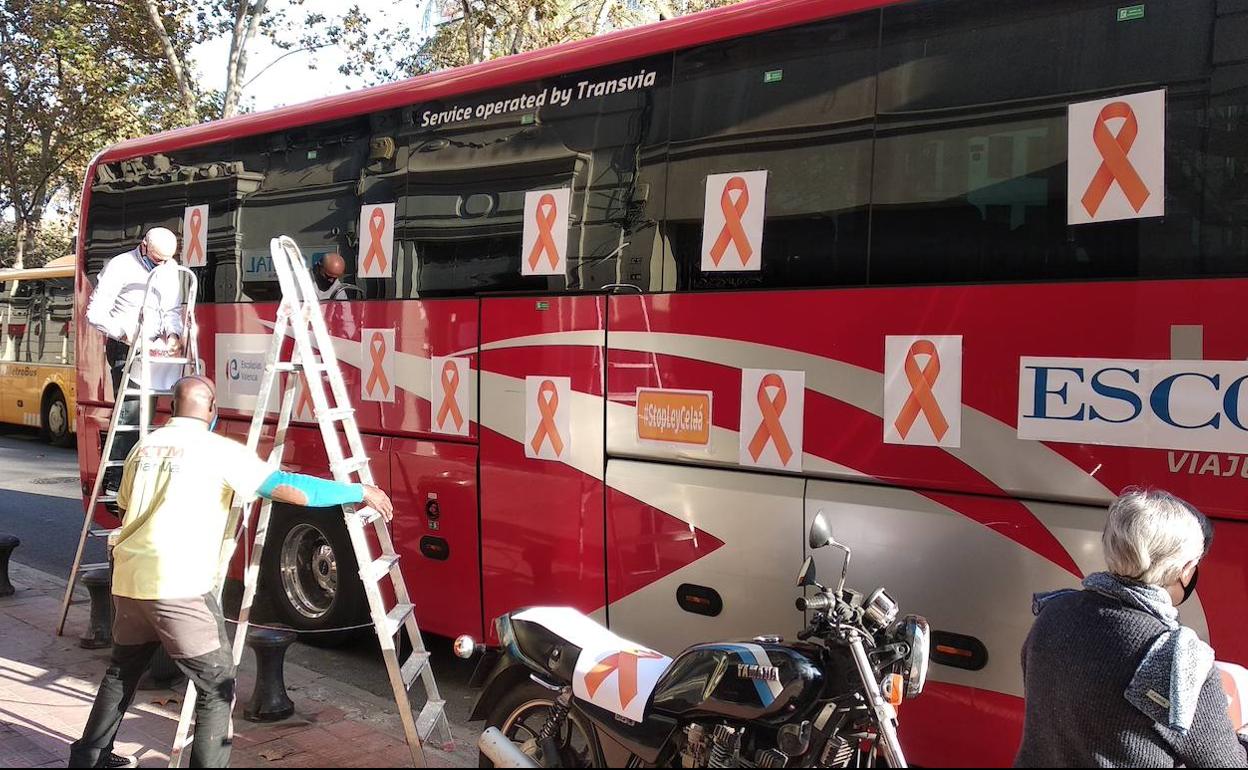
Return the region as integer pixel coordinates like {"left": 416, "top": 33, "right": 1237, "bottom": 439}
{"left": 456, "top": 512, "right": 930, "bottom": 768}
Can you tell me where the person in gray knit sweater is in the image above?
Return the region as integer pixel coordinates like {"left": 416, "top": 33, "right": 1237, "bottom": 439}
{"left": 1016, "top": 489, "right": 1248, "bottom": 768}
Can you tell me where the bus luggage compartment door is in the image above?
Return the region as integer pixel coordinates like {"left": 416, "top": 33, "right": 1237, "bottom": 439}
{"left": 478, "top": 295, "right": 607, "bottom": 641}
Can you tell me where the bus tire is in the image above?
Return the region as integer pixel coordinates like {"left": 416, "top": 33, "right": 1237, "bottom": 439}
{"left": 260, "top": 504, "right": 368, "bottom": 647}
{"left": 41, "top": 389, "right": 72, "bottom": 447}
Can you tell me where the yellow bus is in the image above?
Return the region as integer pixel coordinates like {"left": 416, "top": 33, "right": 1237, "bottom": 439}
{"left": 0, "top": 255, "right": 77, "bottom": 445}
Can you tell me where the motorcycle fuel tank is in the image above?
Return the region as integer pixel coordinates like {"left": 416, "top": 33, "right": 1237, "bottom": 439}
{"left": 650, "top": 641, "right": 825, "bottom": 723}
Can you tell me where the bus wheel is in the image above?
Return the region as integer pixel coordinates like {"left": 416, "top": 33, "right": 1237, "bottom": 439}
{"left": 42, "top": 390, "right": 72, "bottom": 447}
{"left": 260, "top": 505, "right": 368, "bottom": 647}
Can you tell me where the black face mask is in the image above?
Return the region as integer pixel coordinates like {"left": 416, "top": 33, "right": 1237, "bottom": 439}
{"left": 1180, "top": 566, "right": 1200, "bottom": 605}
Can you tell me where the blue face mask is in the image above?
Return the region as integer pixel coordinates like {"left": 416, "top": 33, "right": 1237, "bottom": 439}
{"left": 137, "top": 248, "right": 158, "bottom": 272}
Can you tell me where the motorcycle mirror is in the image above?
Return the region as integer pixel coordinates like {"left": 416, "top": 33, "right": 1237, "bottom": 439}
{"left": 797, "top": 556, "right": 818, "bottom": 588}
{"left": 809, "top": 511, "right": 836, "bottom": 550}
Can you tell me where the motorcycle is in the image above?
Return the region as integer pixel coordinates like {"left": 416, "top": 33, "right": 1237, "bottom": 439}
{"left": 456, "top": 511, "right": 931, "bottom": 768}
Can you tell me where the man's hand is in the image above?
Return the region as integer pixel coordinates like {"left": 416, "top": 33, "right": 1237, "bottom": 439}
{"left": 163, "top": 334, "right": 182, "bottom": 355}
{"left": 362, "top": 485, "right": 394, "bottom": 523}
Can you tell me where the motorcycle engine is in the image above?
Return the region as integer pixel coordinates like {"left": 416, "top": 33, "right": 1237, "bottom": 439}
{"left": 679, "top": 723, "right": 791, "bottom": 768}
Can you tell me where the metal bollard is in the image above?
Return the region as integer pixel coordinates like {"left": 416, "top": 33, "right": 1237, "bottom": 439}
{"left": 244, "top": 626, "right": 297, "bottom": 722}
{"left": 0, "top": 535, "right": 18, "bottom": 597}
{"left": 79, "top": 569, "right": 112, "bottom": 649}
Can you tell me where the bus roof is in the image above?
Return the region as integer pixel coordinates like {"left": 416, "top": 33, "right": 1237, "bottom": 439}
{"left": 0, "top": 255, "right": 76, "bottom": 283}
{"left": 97, "top": 0, "right": 894, "bottom": 165}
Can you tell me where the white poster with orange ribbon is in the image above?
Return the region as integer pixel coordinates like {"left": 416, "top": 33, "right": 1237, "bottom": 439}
{"left": 525, "top": 376, "right": 571, "bottom": 461}
{"left": 358, "top": 202, "right": 396, "bottom": 279}
{"left": 702, "top": 170, "right": 767, "bottom": 272}
{"left": 522, "top": 188, "right": 570, "bottom": 277}
{"left": 1068, "top": 89, "right": 1165, "bottom": 225}
{"left": 181, "top": 204, "right": 208, "bottom": 267}
{"left": 738, "top": 368, "right": 804, "bottom": 471}
{"left": 360, "top": 328, "right": 396, "bottom": 403}
{"left": 883, "top": 335, "right": 962, "bottom": 448}
{"left": 431, "top": 356, "right": 470, "bottom": 437}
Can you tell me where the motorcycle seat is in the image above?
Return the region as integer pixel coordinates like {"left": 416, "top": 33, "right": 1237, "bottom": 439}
{"left": 512, "top": 607, "right": 673, "bottom": 723}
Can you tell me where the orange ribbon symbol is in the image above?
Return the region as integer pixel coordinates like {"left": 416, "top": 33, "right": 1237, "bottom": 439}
{"left": 436, "top": 360, "right": 464, "bottom": 431}
{"left": 185, "top": 208, "right": 205, "bottom": 265}
{"left": 709, "top": 176, "right": 752, "bottom": 267}
{"left": 894, "top": 340, "right": 949, "bottom": 441}
{"left": 1081, "top": 102, "right": 1151, "bottom": 217}
{"left": 747, "top": 373, "right": 793, "bottom": 464}
{"left": 294, "top": 374, "right": 315, "bottom": 420}
{"left": 530, "top": 379, "right": 564, "bottom": 457}
{"left": 365, "top": 332, "right": 391, "bottom": 398}
{"left": 583, "top": 650, "right": 664, "bottom": 710}
{"left": 526, "top": 194, "right": 561, "bottom": 271}
{"left": 362, "top": 207, "right": 388, "bottom": 274}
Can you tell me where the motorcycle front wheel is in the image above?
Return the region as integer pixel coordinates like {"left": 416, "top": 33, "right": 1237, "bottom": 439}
{"left": 482, "top": 678, "right": 600, "bottom": 768}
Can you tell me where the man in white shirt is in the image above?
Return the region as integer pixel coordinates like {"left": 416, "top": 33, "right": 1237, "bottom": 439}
{"left": 86, "top": 228, "right": 185, "bottom": 483}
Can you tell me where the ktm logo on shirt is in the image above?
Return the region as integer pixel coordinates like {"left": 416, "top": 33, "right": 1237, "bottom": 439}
{"left": 139, "top": 446, "right": 184, "bottom": 459}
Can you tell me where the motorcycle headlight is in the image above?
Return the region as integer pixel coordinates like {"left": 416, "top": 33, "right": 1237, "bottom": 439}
{"left": 897, "top": 614, "right": 930, "bottom": 699}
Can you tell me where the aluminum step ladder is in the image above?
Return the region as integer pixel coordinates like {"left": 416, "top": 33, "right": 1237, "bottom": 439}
{"left": 56, "top": 263, "right": 201, "bottom": 636}
{"left": 168, "top": 235, "right": 453, "bottom": 767}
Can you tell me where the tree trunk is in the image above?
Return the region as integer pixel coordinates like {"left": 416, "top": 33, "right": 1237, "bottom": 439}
{"left": 13, "top": 218, "right": 27, "bottom": 271}
{"left": 222, "top": 0, "right": 268, "bottom": 118}
{"left": 142, "top": 0, "right": 198, "bottom": 117}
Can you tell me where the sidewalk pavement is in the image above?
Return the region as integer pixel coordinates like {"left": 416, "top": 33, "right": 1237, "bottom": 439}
{"left": 0, "top": 561, "right": 479, "bottom": 768}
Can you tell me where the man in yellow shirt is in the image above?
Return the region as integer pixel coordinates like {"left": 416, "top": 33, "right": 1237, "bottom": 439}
{"left": 69, "top": 376, "right": 393, "bottom": 769}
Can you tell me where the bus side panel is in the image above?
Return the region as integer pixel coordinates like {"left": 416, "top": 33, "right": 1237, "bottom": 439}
{"left": 604, "top": 459, "right": 804, "bottom": 655}
{"left": 479, "top": 295, "right": 606, "bottom": 643}
{"left": 390, "top": 438, "right": 482, "bottom": 641}
{"left": 803, "top": 480, "right": 1114, "bottom": 768}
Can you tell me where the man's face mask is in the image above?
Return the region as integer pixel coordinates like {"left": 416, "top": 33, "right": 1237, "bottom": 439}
{"left": 1180, "top": 565, "right": 1199, "bottom": 605}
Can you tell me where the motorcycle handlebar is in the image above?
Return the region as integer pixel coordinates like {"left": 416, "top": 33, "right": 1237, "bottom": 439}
{"left": 796, "top": 593, "right": 834, "bottom": 613}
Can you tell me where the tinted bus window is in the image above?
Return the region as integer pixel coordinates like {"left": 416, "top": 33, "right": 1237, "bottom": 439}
{"left": 396, "top": 55, "right": 672, "bottom": 296}
{"left": 666, "top": 13, "right": 879, "bottom": 291}
{"left": 870, "top": 0, "right": 1224, "bottom": 284}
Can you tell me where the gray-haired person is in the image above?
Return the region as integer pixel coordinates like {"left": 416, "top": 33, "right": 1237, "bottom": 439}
{"left": 1016, "top": 488, "right": 1247, "bottom": 768}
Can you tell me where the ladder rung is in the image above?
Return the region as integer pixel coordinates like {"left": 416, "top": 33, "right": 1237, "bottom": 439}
{"left": 383, "top": 603, "right": 415, "bottom": 638}
{"left": 415, "top": 699, "right": 447, "bottom": 742}
{"left": 156, "top": 357, "right": 193, "bottom": 365}
{"left": 78, "top": 562, "right": 110, "bottom": 573}
{"left": 87, "top": 529, "right": 118, "bottom": 539}
{"left": 354, "top": 507, "right": 383, "bottom": 526}
{"left": 124, "top": 388, "right": 172, "bottom": 398}
{"left": 332, "top": 456, "right": 370, "bottom": 476}
{"left": 401, "top": 651, "right": 430, "bottom": 690}
{"left": 110, "top": 425, "right": 142, "bottom": 433}
{"left": 360, "top": 554, "right": 400, "bottom": 584}
{"left": 318, "top": 406, "right": 355, "bottom": 422}
{"left": 102, "top": 459, "right": 126, "bottom": 468}
{"left": 97, "top": 494, "right": 118, "bottom": 504}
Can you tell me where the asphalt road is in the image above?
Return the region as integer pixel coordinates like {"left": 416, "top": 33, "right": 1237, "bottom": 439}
{"left": 0, "top": 427, "right": 482, "bottom": 747}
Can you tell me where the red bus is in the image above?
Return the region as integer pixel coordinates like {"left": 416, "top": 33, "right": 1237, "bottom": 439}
{"left": 75, "top": 0, "right": 1248, "bottom": 764}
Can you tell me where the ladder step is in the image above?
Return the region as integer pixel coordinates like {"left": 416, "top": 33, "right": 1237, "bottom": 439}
{"left": 272, "top": 359, "right": 323, "bottom": 373}
{"left": 360, "top": 554, "right": 400, "bottom": 584}
{"left": 78, "top": 562, "right": 111, "bottom": 573}
{"left": 415, "top": 699, "right": 447, "bottom": 742}
{"left": 354, "top": 507, "right": 383, "bottom": 526}
{"left": 401, "top": 651, "right": 431, "bottom": 690}
{"left": 383, "top": 603, "right": 415, "bottom": 638}
{"left": 332, "top": 456, "right": 370, "bottom": 476}
{"left": 97, "top": 494, "right": 118, "bottom": 504}
{"left": 102, "top": 459, "right": 127, "bottom": 468}
{"left": 318, "top": 406, "right": 355, "bottom": 422}
{"left": 111, "top": 425, "right": 142, "bottom": 433}
{"left": 87, "top": 528, "right": 118, "bottom": 539}
{"left": 124, "top": 388, "right": 172, "bottom": 398}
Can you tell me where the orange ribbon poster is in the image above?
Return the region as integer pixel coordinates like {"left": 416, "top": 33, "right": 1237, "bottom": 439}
{"left": 583, "top": 650, "right": 666, "bottom": 711}
{"left": 431, "top": 356, "right": 470, "bottom": 437}
{"left": 361, "top": 328, "right": 396, "bottom": 403}
{"left": 181, "top": 204, "right": 208, "bottom": 267}
{"left": 522, "top": 188, "right": 569, "bottom": 277}
{"left": 702, "top": 170, "right": 767, "bottom": 272}
{"left": 739, "top": 368, "right": 804, "bottom": 471}
{"left": 1068, "top": 89, "right": 1165, "bottom": 225}
{"left": 884, "top": 335, "right": 962, "bottom": 448}
{"left": 358, "top": 202, "right": 395, "bottom": 279}
{"left": 525, "top": 376, "right": 571, "bottom": 461}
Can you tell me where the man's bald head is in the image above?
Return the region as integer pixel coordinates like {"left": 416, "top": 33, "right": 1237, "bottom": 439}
{"left": 172, "top": 376, "right": 216, "bottom": 423}
{"left": 320, "top": 253, "right": 346, "bottom": 280}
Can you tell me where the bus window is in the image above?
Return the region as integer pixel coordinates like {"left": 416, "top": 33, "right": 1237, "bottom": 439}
{"left": 870, "top": 0, "right": 1222, "bottom": 285}
{"left": 665, "top": 13, "right": 879, "bottom": 292}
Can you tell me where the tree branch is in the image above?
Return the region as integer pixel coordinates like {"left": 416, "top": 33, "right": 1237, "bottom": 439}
{"left": 141, "top": 0, "right": 198, "bottom": 117}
